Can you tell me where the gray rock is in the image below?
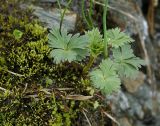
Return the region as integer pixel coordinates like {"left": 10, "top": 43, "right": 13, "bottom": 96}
{"left": 20, "top": 4, "right": 77, "bottom": 31}
{"left": 134, "top": 84, "right": 152, "bottom": 100}
{"left": 122, "top": 72, "right": 146, "bottom": 93}
{"left": 108, "top": 0, "right": 148, "bottom": 39}
{"left": 33, "top": 6, "right": 77, "bottom": 31}
{"left": 107, "top": 91, "right": 130, "bottom": 113}
{"left": 119, "top": 118, "right": 132, "bottom": 126}
{"left": 135, "top": 121, "right": 146, "bottom": 126}
{"left": 131, "top": 102, "right": 144, "bottom": 119}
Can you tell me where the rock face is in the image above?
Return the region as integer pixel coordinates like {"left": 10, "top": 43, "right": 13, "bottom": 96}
{"left": 106, "top": 0, "right": 160, "bottom": 126}
{"left": 108, "top": 0, "right": 148, "bottom": 38}
{"left": 21, "top": 4, "right": 77, "bottom": 31}
{"left": 123, "top": 72, "right": 146, "bottom": 93}
{"left": 118, "top": 118, "right": 132, "bottom": 126}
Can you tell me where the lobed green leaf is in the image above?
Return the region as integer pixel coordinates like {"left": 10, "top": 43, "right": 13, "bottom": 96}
{"left": 112, "top": 44, "right": 145, "bottom": 78}
{"left": 106, "top": 28, "right": 134, "bottom": 48}
{"left": 48, "top": 28, "right": 89, "bottom": 63}
{"left": 85, "top": 28, "right": 104, "bottom": 57}
{"left": 90, "top": 59, "right": 121, "bottom": 94}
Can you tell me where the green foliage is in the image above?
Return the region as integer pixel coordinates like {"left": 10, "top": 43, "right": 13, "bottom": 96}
{"left": 7, "top": 23, "right": 50, "bottom": 79}
{"left": 0, "top": 92, "right": 78, "bottom": 126}
{"left": 106, "top": 28, "right": 134, "bottom": 48}
{"left": 90, "top": 59, "right": 121, "bottom": 94}
{"left": 13, "top": 29, "right": 23, "bottom": 40}
{"left": 85, "top": 28, "right": 104, "bottom": 57}
{"left": 48, "top": 28, "right": 88, "bottom": 63}
{"left": 48, "top": 26, "right": 144, "bottom": 94}
{"left": 112, "top": 44, "right": 145, "bottom": 78}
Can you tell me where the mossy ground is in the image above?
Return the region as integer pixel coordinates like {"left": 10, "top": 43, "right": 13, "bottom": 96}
{"left": 0, "top": 0, "right": 111, "bottom": 125}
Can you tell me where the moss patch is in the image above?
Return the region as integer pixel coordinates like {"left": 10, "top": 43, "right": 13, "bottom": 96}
{"left": 0, "top": 0, "right": 112, "bottom": 125}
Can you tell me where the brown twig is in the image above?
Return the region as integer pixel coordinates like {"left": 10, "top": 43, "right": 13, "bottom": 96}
{"left": 102, "top": 110, "right": 120, "bottom": 126}
{"left": 82, "top": 108, "right": 92, "bottom": 126}
{"left": 0, "top": 86, "right": 11, "bottom": 93}
{"left": 22, "top": 83, "right": 28, "bottom": 94}
{"left": 6, "top": 70, "right": 25, "bottom": 77}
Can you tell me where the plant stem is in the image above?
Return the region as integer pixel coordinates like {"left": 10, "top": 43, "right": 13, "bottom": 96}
{"left": 88, "top": 0, "right": 94, "bottom": 28}
{"left": 83, "top": 55, "right": 95, "bottom": 73}
{"left": 56, "top": 0, "right": 62, "bottom": 32}
{"left": 57, "top": 0, "right": 72, "bottom": 32}
{"left": 103, "top": 0, "right": 108, "bottom": 58}
{"left": 82, "top": 0, "right": 92, "bottom": 29}
{"left": 56, "top": 0, "right": 62, "bottom": 15}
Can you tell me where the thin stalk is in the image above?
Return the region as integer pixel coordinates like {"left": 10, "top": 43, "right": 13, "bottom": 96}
{"left": 56, "top": 0, "right": 62, "bottom": 32}
{"left": 88, "top": 0, "right": 94, "bottom": 28}
{"left": 103, "top": 0, "right": 108, "bottom": 58}
{"left": 56, "top": 0, "right": 62, "bottom": 15}
{"left": 82, "top": 0, "right": 92, "bottom": 29}
{"left": 83, "top": 55, "right": 95, "bottom": 73}
{"left": 57, "top": 0, "right": 72, "bottom": 32}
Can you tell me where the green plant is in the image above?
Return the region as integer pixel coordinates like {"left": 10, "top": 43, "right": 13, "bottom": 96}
{"left": 13, "top": 29, "right": 23, "bottom": 40}
{"left": 48, "top": 0, "right": 145, "bottom": 94}
{"left": 48, "top": 28, "right": 144, "bottom": 94}
{"left": 48, "top": 28, "right": 88, "bottom": 63}
{"left": 90, "top": 59, "right": 121, "bottom": 94}
{"left": 81, "top": 0, "right": 94, "bottom": 29}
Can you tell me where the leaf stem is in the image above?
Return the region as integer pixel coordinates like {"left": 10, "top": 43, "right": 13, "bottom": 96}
{"left": 88, "top": 0, "right": 94, "bottom": 28}
{"left": 82, "top": 0, "right": 92, "bottom": 29}
{"left": 103, "top": 0, "right": 108, "bottom": 58}
{"left": 83, "top": 55, "right": 95, "bottom": 73}
{"left": 57, "top": 0, "right": 72, "bottom": 32}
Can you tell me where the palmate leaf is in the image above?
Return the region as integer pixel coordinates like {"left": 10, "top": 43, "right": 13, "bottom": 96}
{"left": 85, "top": 28, "right": 104, "bottom": 57}
{"left": 90, "top": 59, "right": 121, "bottom": 94}
{"left": 48, "top": 28, "right": 89, "bottom": 63}
{"left": 50, "top": 49, "right": 77, "bottom": 63}
{"left": 106, "top": 28, "right": 134, "bottom": 48}
{"left": 112, "top": 44, "right": 145, "bottom": 78}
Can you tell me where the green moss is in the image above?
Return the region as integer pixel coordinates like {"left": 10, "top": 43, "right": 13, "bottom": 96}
{"left": 0, "top": 92, "right": 78, "bottom": 126}
{"left": 0, "top": 0, "right": 110, "bottom": 125}
{"left": 0, "top": 0, "right": 92, "bottom": 125}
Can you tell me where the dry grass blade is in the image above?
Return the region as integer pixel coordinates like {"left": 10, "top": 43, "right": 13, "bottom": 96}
{"left": 53, "top": 88, "right": 74, "bottom": 91}
{"left": 103, "top": 111, "right": 120, "bottom": 126}
{"left": 82, "top": 109, "right": 92, "bottom": 126}
{"left": 65, "top": 95, "right": 93, "bottom": 100}
{"left": 40, "top": 88, "right": 51, "bottom": 95}
{"left": 7, "top": 70, "right": 25, "bottom": 77}
{"left": 0, "top": 86, "right": 11, "bottom": 93}
{"left": 0, "top": 87, "right": 8, "bottom": 92}
{"left": 22, "top": 83, "right": 28, "bottom": 94}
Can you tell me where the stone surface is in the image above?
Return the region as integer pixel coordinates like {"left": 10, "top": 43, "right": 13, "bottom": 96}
{"left": 108, "top": 0, "right": 148, "bottom": 39}
{"left": 122, "top": 72, "right": 146, "bottom": 93}
{"left": 21, "top": 4, "right": 77, "bottom": 31}
{"left": 33, "top": 7, "right": 77, "bottom": 31}
{"left": 118, "top": 118, "right": 132, "bottom": 126}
